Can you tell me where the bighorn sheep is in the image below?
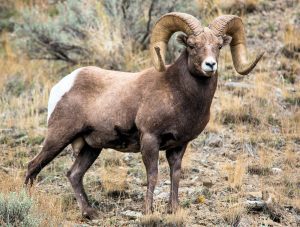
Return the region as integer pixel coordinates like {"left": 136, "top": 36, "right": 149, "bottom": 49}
{"left": 25, "top": 13, "right": 263, "bottom": 219}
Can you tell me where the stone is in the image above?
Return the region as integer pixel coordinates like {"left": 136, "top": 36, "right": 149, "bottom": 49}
{"left": 271, "top": 167, "right": 283, "bottom": 174}
{"left": 224, "top": 81, "right": 254, "bottom": 89}
{"left": 202, "top": 180, "right": 213, "bottom": 188}
{"left": 121, "top": 210, "right": 142, "bottom": 219}
{"left": 205, "top": 134, "right": 223, "bottom": 148}
{"left": 156, "top": 192, "right": 169, "bottom": 200}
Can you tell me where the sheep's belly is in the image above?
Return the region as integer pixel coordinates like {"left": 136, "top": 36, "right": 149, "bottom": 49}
{"left": 104, "top": 133, "right": 140, "bottom": 153}
{"left": 106, "top": 141, "right": 141, "bottom": 153}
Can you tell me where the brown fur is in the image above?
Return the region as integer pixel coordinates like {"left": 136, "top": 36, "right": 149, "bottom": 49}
{"left": 25, "top": 31, "right": 234, "bottom": 219}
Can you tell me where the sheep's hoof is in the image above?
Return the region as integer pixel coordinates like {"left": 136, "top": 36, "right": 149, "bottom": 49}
{"left": 24, "top": 171, "right": 37, "bottom": 187}
{"left": 82, "top": 207, "right": 99, "bottom": 220}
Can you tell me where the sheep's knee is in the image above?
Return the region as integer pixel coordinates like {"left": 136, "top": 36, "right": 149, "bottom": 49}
{"left": 72, "top": 137, "right": 85, "bottom": 156}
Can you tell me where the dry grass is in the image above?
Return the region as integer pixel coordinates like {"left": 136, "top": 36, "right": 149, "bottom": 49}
{"left": 0, "top": 172, "right": 65, "bottom": 226}
{"left": 223, "top": 155, "right": 247, "bottom": 190}
{"left": 139, "top": 200, "right": 166, "bottom": 225}
{"left": 165, "top": 208, "right": 189, "bottom": 225}
{"left": 0, "top": 0, "right": 299, "bottom": 225}
{"left": 247, "top": 149, "right": 274, "bottom": 175}
{"left": 258, "top": 149, "right": 274, "bottom": 170}
{"left": 222, "top": 203, "right": 245, "bottom": 225}
{"left": 140, "top": 212, "right": 161, "bottom": 225}
{"left": 100, "top": 149, "right": 128, "bottom": 194}
{"left": 218, "top": 0, "right": 260, "bottom": 14}
{"left": 100, "top": 165, "right": 128, "bottom": 194}
{"left": 284, "top": 24, "right": 300, "bottom": 55}
{"left": 181, "top": 143, "right": 194, "bottom": 176}
{"left": 284, "top": 145, "right": 298, "bottom": 167}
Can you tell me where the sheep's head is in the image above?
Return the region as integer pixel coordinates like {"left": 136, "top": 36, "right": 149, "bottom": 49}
{"left": 150, "top": 13, "right": 264, "bottom": 76}
{"left": 176, "top": 29, "right": 232, "bottom": 77}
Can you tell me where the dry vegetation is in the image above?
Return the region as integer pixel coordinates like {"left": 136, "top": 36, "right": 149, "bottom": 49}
{"left": 0, "top": 0, "right": 299, "bottom": 226}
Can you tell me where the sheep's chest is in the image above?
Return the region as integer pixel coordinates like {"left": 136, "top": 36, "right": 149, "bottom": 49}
{"left": 104, "top": 125, "right": 141, "bottom": 153}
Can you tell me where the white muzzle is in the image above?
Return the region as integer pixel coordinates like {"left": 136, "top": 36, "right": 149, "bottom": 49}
{"left": 201, "top": 57, "right": 217, "bottom": 73}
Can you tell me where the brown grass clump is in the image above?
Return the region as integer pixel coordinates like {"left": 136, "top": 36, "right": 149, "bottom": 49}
{"left": 222, "top": 203, "right": 245, "bottom": 226}
{"left": 218, "top": 0, "right": 260, "bottom": 14}
{"left": 100, "top": 149, "right": 128, "bottom": 194}
{"left": 248, "top": 149, "right": 274, "bottom": 175}
{"left": 101, "top": 149, "right": 124, "bottom": 167}
{"left": 165, "top": 208, "right": 189, "bottom": 225}
{"left": 140, "top": 212, "right": 161, "bottom": 225}
{"left": 258, "top": 149, "right": 274, "bottom": 170}
{"left": 196, "top": 0, "right": 221, "bottom": 23}
{"left": 284, "top": 145, "right": 298, "bottom": 167}
{"left": 216, "top": 92, "right": 260, "bottom": 126}
{"left": 223, "top": 156, "right": 247, "bottom": 190}
{"left": 283, "top": 24, "right": 300, "bottom": 60}
{"left": 101, "top": 166, "right": 128, "bottom": 194}
{"left": 281, "top": 168, "right": 299, "bottom": 199}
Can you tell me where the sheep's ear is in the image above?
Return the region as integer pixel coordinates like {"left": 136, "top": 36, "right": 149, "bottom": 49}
{"left": 222, "top": 35, "right": 232, "bottom": 46}
{"left": 177, "top": 33, "right": 188, "bottom": 47}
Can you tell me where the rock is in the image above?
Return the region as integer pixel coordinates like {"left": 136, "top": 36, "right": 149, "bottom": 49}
{"left": 121, "top": 210, "right": 142, "bottom": 219}
{"left": 202, "top": 180, "right": 213, "bottom": 188}
{"left": 205, "top": 133, "right": 223, "bottom": 147}
{"left": 191, "top": 176, "right": 199, "bottom": 183}
{"left": 180, "top": 187, "right": 194, "bottom": 195}
{"left": 274, "top": 88, "right": 283, "bottom": 99}
{"left": 191, "top": 168, "right": 200, "bottom": 173}
{"left": 224, "top": 81, "right": 254, "bottom": 89}
{"left": 156, "top": 192, "right": 169, "bottom": 199}
{"left": 271, "top": 167, "right": 283, "bottom": 174}
{"left": 164, "top": 180, "right": 171, "bottom": 185}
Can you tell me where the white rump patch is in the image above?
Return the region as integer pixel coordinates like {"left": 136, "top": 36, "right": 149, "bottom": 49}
{"left": 47, "top": 68, "right": 82, "bottom": 123}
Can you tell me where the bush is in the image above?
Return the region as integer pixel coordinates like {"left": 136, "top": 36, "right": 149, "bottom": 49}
{"left": 16, "top": 0, "right": 199, "bottom": 70}
{"left": 4, "top": 73, "right": 27, "bottom": 97}
{"left": 0, "top": 1, "right": 16, "bottom": 32}
{"left": 16, "top": 0, "right": 100, "bottom": 65}
{"left": 0, "top": 190, "right": 40, "bottom": 227}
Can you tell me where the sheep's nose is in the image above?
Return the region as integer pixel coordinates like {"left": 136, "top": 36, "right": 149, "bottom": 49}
{"left": 205, "top": 61, "right": 216, "bottom": 69}
{"left": 201, "top": 57, "right": 218, "bottom": 73}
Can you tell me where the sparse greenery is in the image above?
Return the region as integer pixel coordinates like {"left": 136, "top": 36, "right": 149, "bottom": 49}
{"left": 0, "top": 190, "right": 40, "bottom": 227}
{"left": 16, "top": 0, "right": 198, "bottom": 70}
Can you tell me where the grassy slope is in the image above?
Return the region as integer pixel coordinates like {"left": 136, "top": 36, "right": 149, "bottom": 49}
{"left": 0, "top": 0, "right": 299, "bottom": 226}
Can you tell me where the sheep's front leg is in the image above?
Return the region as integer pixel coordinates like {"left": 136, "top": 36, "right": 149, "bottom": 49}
{"left": 141, "top": 133, "right": 159, "bottom": 214}
{"left": 166, "top": 143, "right": 187, "bottom": 213}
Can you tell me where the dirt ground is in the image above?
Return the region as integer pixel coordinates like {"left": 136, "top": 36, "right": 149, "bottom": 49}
{"left": 0, "top": 0, "right": 299, "bottom": 226}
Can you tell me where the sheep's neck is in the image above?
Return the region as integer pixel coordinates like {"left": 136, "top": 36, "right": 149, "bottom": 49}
{"left": 165, "top": 50, "right": 218, "bottom": 113}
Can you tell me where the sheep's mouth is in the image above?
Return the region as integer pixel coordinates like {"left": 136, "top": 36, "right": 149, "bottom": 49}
{"left": 194, "top": 63, "right": 215, "bottom": 77}
{"left": 203, "top": 71, "right": 215, "bottom": 77}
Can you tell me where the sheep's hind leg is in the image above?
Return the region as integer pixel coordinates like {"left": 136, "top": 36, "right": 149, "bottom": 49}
{"left": 67, "top": 144, "right": 101, "bottom": 219}
{"left": 25, "top": 127, "right": 76, "bottom": 186}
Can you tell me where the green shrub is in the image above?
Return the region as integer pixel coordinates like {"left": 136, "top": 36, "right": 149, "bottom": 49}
{"left": 4, "top": 73, "right": 27, "bottom": 97}
{"left": 0, "top": 190, "right": 40, "bottom": 227}
{"left": 16, "top": 0, "right": 199, "bottom": 70}
{"left": 0, "top": 2, "right": 16, "bottom": 32}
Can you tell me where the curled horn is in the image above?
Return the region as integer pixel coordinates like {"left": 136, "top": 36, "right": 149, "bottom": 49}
{"left": 209, "top": 15, "right": 264, "bottom": 75}
{"left": 150, "top": 12, "right": 203, "bottom": 72}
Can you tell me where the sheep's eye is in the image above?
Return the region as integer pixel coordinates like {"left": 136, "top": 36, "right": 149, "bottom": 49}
{"left": 187, "top": 42, "right": 195, "bottom": 49}
{"left": 218, "top": 45, "right": 222, "bottom": 50}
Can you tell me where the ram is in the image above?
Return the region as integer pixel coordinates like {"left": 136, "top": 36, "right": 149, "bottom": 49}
{"left": 25, "top": 13, "right": 263, "bottom": 219}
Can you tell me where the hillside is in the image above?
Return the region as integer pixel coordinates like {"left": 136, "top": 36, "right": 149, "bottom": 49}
{"left": 0, "top": 0, "right": 299, "bottom": 226}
